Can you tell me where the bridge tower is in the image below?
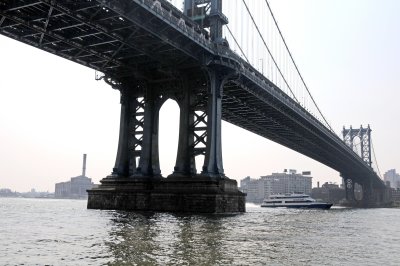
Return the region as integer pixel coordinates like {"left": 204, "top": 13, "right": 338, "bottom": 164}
{"left": 184, "top": 0, "right": 228, "bottom": 42}
{"left": 342, "top": 125, "right": 372, "bottom": 166}
{"left": 87, "top": 0, "right": 245, "bottom": 213}
{"left": 342, "top": 125, "right": 371, "bottom": 205}
{"left": 341, "top": 125, "right": 390, "bottom": 207}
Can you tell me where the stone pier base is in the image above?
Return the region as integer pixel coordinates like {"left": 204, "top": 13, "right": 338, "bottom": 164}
{"left": 87, "top": 177, "right": 246, "bottom": 213}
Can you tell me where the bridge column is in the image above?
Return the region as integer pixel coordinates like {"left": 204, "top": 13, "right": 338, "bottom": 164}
{"left": 109, "top": 88, "right": 145, "bottom": 178}
{"left": 110, "top": 89, "right": 131, "bottom": 177}
{"left": 171, "top": 82, "right": 197, "bottom": 177}
{"left": 361, "top": 180, "right": 374, "bottom": 206}
{"left": 201, "top": 69, "right": 225, "bottom": 179}
{"left": 133, "top": 87, "right": 161, "bottom": 178}
{"left": 344, "top": 177, "right": 356, "bottom": 203}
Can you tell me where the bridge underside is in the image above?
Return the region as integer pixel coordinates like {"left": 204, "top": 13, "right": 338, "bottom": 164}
{"left": 0, "top": 0, "right": 390, "bottom": 209}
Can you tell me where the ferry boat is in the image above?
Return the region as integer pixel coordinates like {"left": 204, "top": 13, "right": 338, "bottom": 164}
{"left": 260, "top": 193, "right": 333, "bottom": 209}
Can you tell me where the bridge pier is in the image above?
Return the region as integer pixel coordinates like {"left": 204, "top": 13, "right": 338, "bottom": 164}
{"left": 344, "top": 177, "right": 355, "bottom": 203}
{"left": 342, "top": 176, "right": 392, "bottom": 207}
{"left": 88, "top": 70, "right": 245, "bottom": 213}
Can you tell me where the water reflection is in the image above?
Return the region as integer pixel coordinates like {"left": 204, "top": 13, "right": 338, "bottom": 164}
{"left": 105, "top": 212, "right": 160, "bottom": 265}
{"left": 105, "top": 212, "right": 233, "bottom": 265}
{"left": 170, "top": 215, "right": 231, "bottom": 265}
{"left": 1, "top": 199, "right": 399, "bottom": 265}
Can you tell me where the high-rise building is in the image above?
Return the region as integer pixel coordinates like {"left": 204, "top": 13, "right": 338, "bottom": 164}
{"left": 55, "top": 154, "right": 95, "bottom": 199}
{"left": 261, "top": 170, "right": 312, "bottom": 197}
{"left": 240, "top": 170, "right": 313, "bottom": 203}
{"left": 384, "top": 169, "right": 400, "bottom": 189}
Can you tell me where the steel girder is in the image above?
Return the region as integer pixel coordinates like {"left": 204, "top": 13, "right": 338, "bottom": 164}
{"left": 0, "top": 0, "right": 209, "bottom": 80}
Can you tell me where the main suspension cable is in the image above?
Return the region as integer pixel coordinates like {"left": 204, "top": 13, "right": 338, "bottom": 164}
{"left": 241, "top": 0, "right": 299, "bottom": 103}
{"left": 264, "top": 0, "right": 333, "bottom": 132}
{"left": 225, "top": 25, "right": 250, "bottom": 64}
{"left": 371, "top": 139, "right": 382, "bottom": 178}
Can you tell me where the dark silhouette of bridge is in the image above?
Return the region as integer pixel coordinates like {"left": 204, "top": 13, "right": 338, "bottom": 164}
{"left": 0, "top": 0, "right": 391, "bottom": 211}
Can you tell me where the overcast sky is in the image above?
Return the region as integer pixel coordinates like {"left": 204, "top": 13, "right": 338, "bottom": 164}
{"left": 1, "top": 0, "right": 399, "bottom": 192}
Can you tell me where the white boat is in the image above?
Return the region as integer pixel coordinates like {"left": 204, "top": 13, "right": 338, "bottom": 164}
{"left": 260, "top": 193, "right": 332, "bottom": 209}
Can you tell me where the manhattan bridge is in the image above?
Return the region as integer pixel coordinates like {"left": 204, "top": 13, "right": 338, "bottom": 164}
{"left": 0, "top": 0, "right": 391, "bottom": 211}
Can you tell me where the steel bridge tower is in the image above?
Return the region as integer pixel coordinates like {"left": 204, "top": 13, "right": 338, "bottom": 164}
{"left": 341, "top": 125, "right": 390, "bottom": 206}
{"left": 342, "top": 125, "right": 372, "bottom": 166}
{"left": 87, "top": 0, "right": 245, "bottom": 212}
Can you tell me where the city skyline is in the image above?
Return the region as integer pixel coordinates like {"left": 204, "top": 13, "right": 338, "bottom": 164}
{"left": 1, "top": 0, "right": 400, "bottom": 192}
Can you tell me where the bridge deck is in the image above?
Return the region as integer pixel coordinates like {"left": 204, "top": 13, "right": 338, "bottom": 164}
{"left": 0, "top": 0, "right": 384, "bottom": 188}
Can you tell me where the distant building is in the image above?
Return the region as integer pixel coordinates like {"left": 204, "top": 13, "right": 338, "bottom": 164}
{"left": 240, "top": 176, "right": 264, "bottom": 202}
{"left": 240, "top": 169, "right": 312, "bottom": 203}
{"left": 23, "top": 189, "right": 53, "bottom": 198}
{"left": 261, "top": 169, "right": 312, "bottom": 197}
{"left": 384, "top": 169, "right": 400, "bottom": 189}
{"left": 391, "top": 188, "right": 400, "bottom": 206}
{"left": 0, "top": 188, "right": 17, "bottom": 197}
{"left": 0, "top": 188, "right": 53, "bottom": 198}
{"left": 55, "top": 154, "right": 94, "bottom": 199}
{"left": 311, "top": 182, "right": 345, "bottom": 204}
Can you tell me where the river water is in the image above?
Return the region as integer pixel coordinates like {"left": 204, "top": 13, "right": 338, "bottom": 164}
{"left": 0, "top": 198, "right": 399, "bottom": 265}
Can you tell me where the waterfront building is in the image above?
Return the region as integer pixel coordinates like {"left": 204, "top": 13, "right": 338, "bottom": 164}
{"left": 0, "top": 188, "right": 17, "bottom": 197}
{"left": 384, "top": 169, "right": 400, "bottom": 189}
{"left": 391, "top": 188, "right": 400, "bottom": 206}
{"left": 55, "top": 154, "right": 94, "bottom": 199}
{"left": 240, "top": 176, "right": 265, "bottom": 202}
{"left": 311, "top": 182, "right": 345, "bottom": 204}
{"left": 240, "top": 170, "right": 312, "bottom": 203}
{"left": 261, "top": 169, "right": 312, "bottom": 198}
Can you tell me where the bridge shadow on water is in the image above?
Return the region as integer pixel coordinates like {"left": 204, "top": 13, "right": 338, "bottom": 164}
{"left": 101, "top": 206, "right": 348, "bottom": 265}
{"left": 97, "top": 204, "right": 400, "bottom": 265}
{"left": 104, "top": 210, "right": 239, "bottom": 265}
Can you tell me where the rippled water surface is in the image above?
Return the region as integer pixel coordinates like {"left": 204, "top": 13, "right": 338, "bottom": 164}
{"left": 1, "top": 198, "right": 399, "bottom": 265}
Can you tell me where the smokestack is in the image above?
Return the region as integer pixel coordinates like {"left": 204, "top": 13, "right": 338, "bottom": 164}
{"left": 82, "top": 154, "right": 87, "bottom": 177}
{"left": 317, "top": 181, "right": 320, "bottom": 188}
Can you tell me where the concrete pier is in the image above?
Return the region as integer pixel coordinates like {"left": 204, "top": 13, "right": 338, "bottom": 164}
{"left": 88, "top": 177, "right": 245, "bottom": 213}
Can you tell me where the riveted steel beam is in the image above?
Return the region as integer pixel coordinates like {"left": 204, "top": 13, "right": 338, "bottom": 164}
{"left": 3, "top": 1, "right": 42, "bottom": 12}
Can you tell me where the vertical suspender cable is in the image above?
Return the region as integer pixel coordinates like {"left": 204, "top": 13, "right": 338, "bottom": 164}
{"left": 264, "top": 0, "right": 333, "bottom": 132}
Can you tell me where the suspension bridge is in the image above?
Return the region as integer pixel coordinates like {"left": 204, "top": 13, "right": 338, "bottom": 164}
{"left": 0, "top": 0, "right": 391, "bottom": 211}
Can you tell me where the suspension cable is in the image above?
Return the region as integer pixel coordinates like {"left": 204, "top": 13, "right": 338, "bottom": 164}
{"left": 264, "top": 0, "right": 333, "bottom": 132}
{"left": 371, "top": 139, "right": 382, "bottom": 178}
{"left": 225, "top": 25, "right": 250, "bottom": 64}
{"left": 241, "top": 0, "right": 299, "bottom": 103}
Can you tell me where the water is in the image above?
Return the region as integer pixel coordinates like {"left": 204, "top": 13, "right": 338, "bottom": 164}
{"left": 1, "top": 198, "right": 399, "bottom": 266}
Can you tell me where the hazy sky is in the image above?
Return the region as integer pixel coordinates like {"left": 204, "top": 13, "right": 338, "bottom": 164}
{"left": 1, "top": 0, "right": 399, "bottom": 192}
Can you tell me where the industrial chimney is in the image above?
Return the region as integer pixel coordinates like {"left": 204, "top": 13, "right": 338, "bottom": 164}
{"left": 82, "top": 154, "right": 87, "bottom": 177}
